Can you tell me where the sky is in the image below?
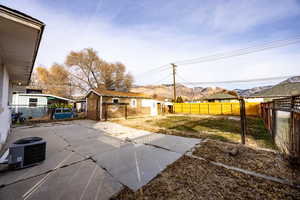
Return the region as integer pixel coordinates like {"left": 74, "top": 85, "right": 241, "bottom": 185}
{"left": 2, "top": 0, "right": 300, "bottom": 89}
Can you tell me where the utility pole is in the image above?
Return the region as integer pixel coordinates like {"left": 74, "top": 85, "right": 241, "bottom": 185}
{"left": 171, "top": 63, "right": 177, "bottom": 102}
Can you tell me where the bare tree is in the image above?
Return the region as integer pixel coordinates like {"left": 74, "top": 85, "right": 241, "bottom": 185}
{"left": 65, "top": 48, "right": 134, "bottom": 92}
{"left": 35, "top": 64, "right": 73, "bottom": 98}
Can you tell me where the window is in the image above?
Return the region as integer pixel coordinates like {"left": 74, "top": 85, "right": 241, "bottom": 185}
{"left": 29, "top": 98, "right": 38, "bottom": 107}
{"left": 131, "top": 99, "right": 137, "bottom": 108}
{"left": 112, "top": 98, "right": 119, "bottom": 104}
{"left": 63, "top": 108, "right": 72, "bottom": 113}
{"left": 55, "top": 108, "right": 62, "bottom": 113}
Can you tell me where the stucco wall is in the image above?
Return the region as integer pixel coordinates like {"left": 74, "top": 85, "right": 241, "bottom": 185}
{"left": 0, "top": 65, "right": 11, "bottom": 147}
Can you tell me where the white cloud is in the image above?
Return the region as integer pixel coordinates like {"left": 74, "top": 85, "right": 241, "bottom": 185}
{"left": 2, "top": 0, "right": 300, "bottom": 89}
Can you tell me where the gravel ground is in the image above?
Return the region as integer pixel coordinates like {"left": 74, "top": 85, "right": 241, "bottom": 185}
{"left": 193, "top": 139, "right": 300, "bottom": 184}
{"left": 113, "top": 156, "right": 300, "bottom": 200}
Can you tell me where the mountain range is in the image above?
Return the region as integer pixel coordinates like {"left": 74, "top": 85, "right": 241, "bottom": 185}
{"left": 131, "top": 76, "right": 300, "bottom": 100}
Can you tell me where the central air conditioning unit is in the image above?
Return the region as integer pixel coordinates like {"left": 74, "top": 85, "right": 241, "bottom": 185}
{"left": 2, "top": 137, "right": 46, "bottom": 169}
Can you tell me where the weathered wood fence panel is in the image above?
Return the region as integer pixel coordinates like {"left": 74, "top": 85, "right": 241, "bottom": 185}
{"left": 174, "top": 102, "right": 261, "bottom": 116}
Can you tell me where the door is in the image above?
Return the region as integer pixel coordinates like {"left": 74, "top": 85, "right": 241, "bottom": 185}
{"left": 157, "top": 103, "right": 161, "bottom": 115}
{"left": 87, "top": 96, "right": 99, "bottom": 120}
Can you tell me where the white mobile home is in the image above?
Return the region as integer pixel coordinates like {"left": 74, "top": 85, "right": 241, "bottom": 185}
{"left": 0, "top": 5, "right": 44, "bottom": 149}
{"left": 12, "top": 93, "right": 73, "bottom": 118}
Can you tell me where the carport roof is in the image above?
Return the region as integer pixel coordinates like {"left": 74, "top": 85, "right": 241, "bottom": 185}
{"left": 0, "top": 5, "right": 45, "bottom": 85}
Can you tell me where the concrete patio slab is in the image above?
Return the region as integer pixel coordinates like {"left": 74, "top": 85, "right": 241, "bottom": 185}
{"left": 0, "top": 120, "right": 201, "bottom": 198}
{"left": 67, "top": 135, "right": 127, "bottom": 157}
{"left": 134, "top": 134, "right": 202, "bottom": 154}
{"left": 74, "top": 120, "right": 202, "bottom": 154}
{"left": 0, "top": 160, "right": 123, "bottom": 200}
{"left": 93, "top": 142, "right": 182, "bottom": 191}
{"left": 73, "top": 120, "right": 153, "bottom": 140}
{"left": 2, "top": 126, "right": 69, "bottom": 156}
{"left": 0, "top": 150, "right": 85, "bottom": 187}
{"left": 49, "top": 124, "right": 102, "bottom": 144}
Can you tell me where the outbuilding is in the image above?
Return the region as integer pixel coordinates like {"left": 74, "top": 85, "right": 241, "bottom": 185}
{"left": 85, "top": 88, "right": 162, "bottom": 120}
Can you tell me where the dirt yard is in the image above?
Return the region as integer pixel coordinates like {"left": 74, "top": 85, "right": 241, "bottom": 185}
{"left": 193, "top": 139, "right": 300, "bottom": 184}
{"left": 111, "top": 115, "right": 300, "bottom": 199}
{"left": 114, "top": 115, "right": 275, "bottom": 149}
{"left": 113, "top": 156, "right": 300, "bottom": 200}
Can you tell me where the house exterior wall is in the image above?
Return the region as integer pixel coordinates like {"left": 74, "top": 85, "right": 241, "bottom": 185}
{"left": 0, "top": 65, "right": 12, "bottom": 147}
{"left": 102, "top": 97, "right": 151, "bottom": 119}
{"left": 87, "top": 93, "right": 100, "bottom": 120}
{"left": 11, "top": 94, "right": 48, "bottom": 119}
{"left": 86, "top": 92, "right": 153, "bottom": 120}
{"left": 142, "top": 99, "right": 160, "bottom": 116}
{"left": 12, "top": 94, "right": 48, "bottom": 106}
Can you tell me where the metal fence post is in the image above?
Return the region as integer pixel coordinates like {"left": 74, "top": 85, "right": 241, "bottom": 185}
{"left": 239, "top": 99, "right": 246, "bottom": 144}
{"left": 290, "top": 97, "right": 295, "bottom": 155}
{"left": 208, "top": 104, "right": 210, "bottom": 114}
{"left": 221, "top": 104, "right": 223, "bottom": 115}
{"left": 271, "top": 102, "right": 276, "bottom": 143}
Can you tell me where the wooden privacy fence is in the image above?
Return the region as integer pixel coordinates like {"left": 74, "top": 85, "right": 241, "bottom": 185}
{"left": 261, "top": 95, "right": 300, "bottom": 161}
{"left": 173, "top": 102, "right": 261, "bottom": 116}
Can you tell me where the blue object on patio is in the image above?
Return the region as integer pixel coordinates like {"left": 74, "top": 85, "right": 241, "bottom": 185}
{"left": 53, "top": 108, "right": 74, "bottom": 119}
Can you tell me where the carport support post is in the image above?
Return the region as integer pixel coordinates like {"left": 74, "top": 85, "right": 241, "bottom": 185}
{"left": 104, "top": 104, "right": 108, "bottom": 121}
{"left": 125, "top": 104, "right": 127, "bottom": 119}
{"left": 99, "top": 96, "right": 103, "bottom": 120}
{"left": 239, "top": 98, "right": 246, "bottom": 144}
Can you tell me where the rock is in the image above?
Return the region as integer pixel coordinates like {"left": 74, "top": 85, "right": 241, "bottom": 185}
{"left": 228, "top": 147, "right": 239, "bottom": 156}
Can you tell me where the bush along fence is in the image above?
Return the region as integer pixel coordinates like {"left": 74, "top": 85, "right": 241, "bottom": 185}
{"left": 261, "top": 95, "right": 300, "bottom": 162}
{"left": 173, "top": 102, "right": 261, "bottom": 116}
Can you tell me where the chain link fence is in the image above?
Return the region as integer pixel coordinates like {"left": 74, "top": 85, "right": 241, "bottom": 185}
{"left": 261, "top": 95, "right": 300, "bottom": 161}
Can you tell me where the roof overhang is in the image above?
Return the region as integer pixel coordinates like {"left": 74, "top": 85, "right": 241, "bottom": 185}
{"left": 17, "top": 93, "right": 74, "bottom": 102}
{"left": 85, "top": 89, "right": 151, "bottom": 99}
{"left": 0, "top": 5, "right": 45, "bottom": 85}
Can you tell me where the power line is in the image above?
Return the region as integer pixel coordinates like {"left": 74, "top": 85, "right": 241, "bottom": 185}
{"left": 135, "top": 64, "right": 170, "bottom": 79}
{"left": 174, "top": 37, "right": 300, "bottom": 66}
{"left": 177, "top": 74, "right": 298, "bottom": 85}
{"left": 135, "top": 35, "right": 300, "bottom": 81}
{"left": 176, "top": 73, "right": 190, "bottom": 83}
{"left": 134, "top": 35, "right": 300, "bottom": 86}
{"left": 143, "top": 73, "right": 172, "bottom": 86}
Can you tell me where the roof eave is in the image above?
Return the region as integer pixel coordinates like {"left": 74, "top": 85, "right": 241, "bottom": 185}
{"left": 86, "top": 89, "right": 150, "bottom": 99}
{"left": 0, "top": 5, "right": 45, "bottom": 85}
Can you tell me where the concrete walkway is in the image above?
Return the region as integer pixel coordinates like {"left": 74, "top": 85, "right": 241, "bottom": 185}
{"left": 0, "top": 120, "right": 201, "bottom": 199}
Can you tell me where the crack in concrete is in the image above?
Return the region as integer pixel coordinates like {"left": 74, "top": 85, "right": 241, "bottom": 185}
{"left": 0, "top": 154, "right": 91, "bottom": 189}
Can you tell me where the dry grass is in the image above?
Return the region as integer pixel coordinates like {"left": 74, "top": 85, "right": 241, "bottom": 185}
{"left": 114, "top": 156, "right": 300, "bottom": 200}
{"left": 114, "top": 115, "right": 275, "bottom": 149}
{"left": 193, "top": 139, "right": 300, "bottom": 184}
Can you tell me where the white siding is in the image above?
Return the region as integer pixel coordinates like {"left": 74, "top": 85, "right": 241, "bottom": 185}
{"left": 141, "top": 99, "right": 159, "bottom": 116}
{"left": 0, "top": 65, "right": 11, "bottom": 145}
{"left": 12, "top": 95, "right": 48, "bottom": 106}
